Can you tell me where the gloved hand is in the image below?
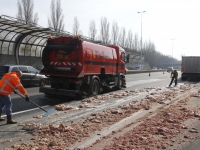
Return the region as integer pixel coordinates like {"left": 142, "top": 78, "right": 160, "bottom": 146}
{"left": 14, "top": 90, "right": 17, "bottom": 94}
{"left": 25, "top": 96, "right": 30, "bottom": 102}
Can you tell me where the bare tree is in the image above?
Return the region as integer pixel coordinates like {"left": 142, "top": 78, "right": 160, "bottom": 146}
{"left": 100, "top": 17, "right": 110, "bottom": 44}
{"left": 133, "top": 33, "right": 139, "bottom": 51}
{"left": 48, "top": 0, "right": 64, "bottom": 32}
{"left": 143, "top": 40, "right": 157, "bottom": 67}
{"left": 72, "top": 16, "right": 82, "bottom": 35}
{"left": 17, "top": 0, "right": 39, "bottom": 25}
{"left": 111, "top": 21, "right": 119, "bottom": 45}
{"left": 118, "top": 27, "right": 126, "bottom": 47}
{"left": 88, "top": 20, "right": 97, "bottom": 41}
{"left": 126, "top": 30, "right": 134, "bottom": 49}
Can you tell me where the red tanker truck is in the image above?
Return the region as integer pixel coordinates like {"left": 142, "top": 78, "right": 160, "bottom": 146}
{"left": 39, "top": 36, "right": 127, "bottom": 98}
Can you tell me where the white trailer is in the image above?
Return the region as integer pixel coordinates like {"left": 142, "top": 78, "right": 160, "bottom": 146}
{"left": 181, "top": 56, "right": 200, "bottom": 81}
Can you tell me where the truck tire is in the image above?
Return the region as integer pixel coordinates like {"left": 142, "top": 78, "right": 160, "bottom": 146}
{"left": 116, "top": 76, "right": 123, "bottom": 90}
{"left": 90, "top": 79, "right": 100, "bottom": 96}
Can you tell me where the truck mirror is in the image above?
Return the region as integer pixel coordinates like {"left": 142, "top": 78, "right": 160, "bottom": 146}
{"left": 126, "top": 54, "right": 130, "bottom": 63}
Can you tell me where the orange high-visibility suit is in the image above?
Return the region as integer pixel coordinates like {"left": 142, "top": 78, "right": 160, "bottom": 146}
{"left": 0, "top": 72, "right": 28, "bottom": 97}
{"left": 0, "top": 72, "right": 29, "bottom": 123}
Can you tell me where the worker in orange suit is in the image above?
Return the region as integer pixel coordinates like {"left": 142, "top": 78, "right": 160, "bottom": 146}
{"left": 0, "top": 71, "right": 30, "bottom": 124}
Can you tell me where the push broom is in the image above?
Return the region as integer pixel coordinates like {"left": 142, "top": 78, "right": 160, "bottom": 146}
{"left": 15, "top": 91, "right": 55, "bottom": 117}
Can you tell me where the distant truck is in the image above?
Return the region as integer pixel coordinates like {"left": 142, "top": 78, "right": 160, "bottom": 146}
{"left": 181, "top": 56, "right": 200, "bottom": 81}
{"left": 134, "top": 64, "right": 141, "bottom": 70}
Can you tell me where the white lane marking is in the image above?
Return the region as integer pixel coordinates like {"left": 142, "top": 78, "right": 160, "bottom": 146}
{"left": 126, "top": 79, "right": 164, "bottom": 87}
{"left": 2, "top": 105, "right": 50, "bottom": 117}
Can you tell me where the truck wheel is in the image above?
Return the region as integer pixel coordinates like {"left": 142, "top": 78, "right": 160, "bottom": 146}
{"left": 90, "top": 79, "right": 99, "bottom": 96}
{"left": 116, "top": 76, "right": 123, "bottom": 90}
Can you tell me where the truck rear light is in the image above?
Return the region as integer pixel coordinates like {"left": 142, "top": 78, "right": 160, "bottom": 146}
{"left": 43, "top": 68, "right": 48, "bottom": 71}
{"left": 74, "top": 80, "right": 80, "bottom": 84}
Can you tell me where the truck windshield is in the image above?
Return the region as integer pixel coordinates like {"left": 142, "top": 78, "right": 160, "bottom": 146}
{"left": 122, "top": 52, "right": 126, "bottom": 62}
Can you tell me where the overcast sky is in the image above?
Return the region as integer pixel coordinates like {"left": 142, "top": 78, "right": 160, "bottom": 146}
{"left": 1, "top": 0, "right": 200, "bottom": 60}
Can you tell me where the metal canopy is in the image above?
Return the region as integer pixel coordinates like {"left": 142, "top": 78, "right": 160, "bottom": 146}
{"left": 0, "top": 15, "right": 72, "bottom": 65}
{"left": 0, "top": 15, "right": 146, "bottom": 68}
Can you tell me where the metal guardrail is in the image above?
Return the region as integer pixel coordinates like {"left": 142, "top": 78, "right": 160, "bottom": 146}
{"left": 126, "top": 69, "right": 181, "bottom": 75}
{"left": 125, "top": 70, "right": 166, "bottom": 75}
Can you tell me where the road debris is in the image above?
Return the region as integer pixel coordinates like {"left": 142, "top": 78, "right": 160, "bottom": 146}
{"left": 1, "top": 84, "right": 200, "bottom": 150}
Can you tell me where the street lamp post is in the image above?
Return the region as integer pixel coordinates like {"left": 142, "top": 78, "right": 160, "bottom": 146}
{"left": 137, "top": 11, "right": 146, "bottom": 70}
{"left": 171, "top": 39, "right": 175, "bottom": 67}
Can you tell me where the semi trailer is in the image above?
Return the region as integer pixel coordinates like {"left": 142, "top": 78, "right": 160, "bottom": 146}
{"left": 181, "top": 56, "right": 200, "bottom": 81}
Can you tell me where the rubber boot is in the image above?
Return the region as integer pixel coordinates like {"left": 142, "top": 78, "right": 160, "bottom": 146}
{"left": 0, "top": 113, "right": 5, "bottom": 121}
{"left": 7, "top": 115, "right": 17, "bottom": 124}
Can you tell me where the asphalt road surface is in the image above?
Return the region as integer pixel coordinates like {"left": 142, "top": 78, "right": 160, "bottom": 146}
{"left": 2, "top": 71, "right": 197, "bottom": 150}
{"left": 2, "top": 71, "right": 180, "bottom": 115}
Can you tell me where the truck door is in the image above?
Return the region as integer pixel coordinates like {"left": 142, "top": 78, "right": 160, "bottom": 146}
{"left": 121, "top": 52, "right": 126, "bottom": 63}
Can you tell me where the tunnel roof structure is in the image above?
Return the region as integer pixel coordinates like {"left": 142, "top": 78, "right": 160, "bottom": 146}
{"left": 0, "top": 15, "right": 145, "bottom": 67}
{"left": 0, "top": 15, "right": 73, "bottom": 64}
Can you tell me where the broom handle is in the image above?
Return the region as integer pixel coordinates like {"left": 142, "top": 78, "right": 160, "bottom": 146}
{"left": 29, "top": 100, "right": 48, "bottom": 112}
{"left": 15, "top": 92, "right": 47, "bottom": 112}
